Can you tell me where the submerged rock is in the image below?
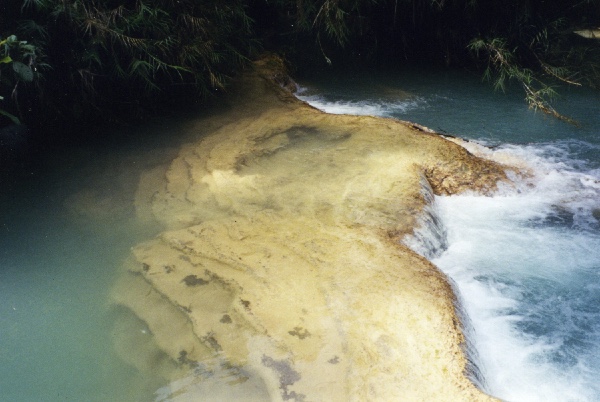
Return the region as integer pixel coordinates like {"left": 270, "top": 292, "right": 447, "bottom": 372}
{"left": 112, "top": 56, "right": 507, "bottom": 401}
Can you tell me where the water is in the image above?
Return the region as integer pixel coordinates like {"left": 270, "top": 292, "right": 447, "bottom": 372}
{"left": 0, "top": 205, "right": 140, "bottom": 401}
{"left": 297, "top": 69, "right": 600, "bottom": 401}
{"left": 0, "top": 121, "right": 188, "bottom": 401}
{"left": 2, "top": 68, "right": 598, "bottom": 401}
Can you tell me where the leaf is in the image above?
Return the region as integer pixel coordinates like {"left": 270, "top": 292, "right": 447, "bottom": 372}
{"left": 0, "top": 109, "right": 21, "bottom": 125}
{"left": 12, "top": 61, "right": 34, "bottom": 82}
{"left": 0, "top": 56, "right": 13, "bottom": 64}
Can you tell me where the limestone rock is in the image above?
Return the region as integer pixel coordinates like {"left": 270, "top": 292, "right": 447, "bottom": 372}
{"left": 112, "top": 55, "right": 507, "bottom": 401}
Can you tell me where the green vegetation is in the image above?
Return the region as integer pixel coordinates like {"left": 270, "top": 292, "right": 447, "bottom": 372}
{"left": 275, "top": 0, "right": 600, "bottom": 122}
{"left": 0, "top": 34, "right": 44, "bottom": 125}
{"left": 1, "top": 0, "right": 599, "bottom": 132}
{"left": 1, "top": 0, "right": 256, "bottom": 131}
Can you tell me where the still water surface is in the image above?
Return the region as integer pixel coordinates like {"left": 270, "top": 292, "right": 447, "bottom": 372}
{"left": 0, "top": 123, "right": 186, "bottom": 401}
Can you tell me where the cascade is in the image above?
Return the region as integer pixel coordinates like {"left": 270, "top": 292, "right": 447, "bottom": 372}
{"left": 402, "top": 176, "right": 488, "bottom": 393}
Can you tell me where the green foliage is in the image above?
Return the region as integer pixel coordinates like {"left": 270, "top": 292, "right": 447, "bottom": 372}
{"left": 1, "top": 0, "right": 599, "bottom": 130}
{"left": 466, "top": 1, "right": 600, "bottom": 126}
{"left": 468, "top": 37, "right": 577, "bottom": 124}
{"left": 11, "top": 0, "right": 258, "bottom": 128}
{"left": 276, "top": 0, "right": 600, "bottom": 123}
{"left": 0, "top": 34, "right": 44, "bottom": 125}
{"left": 265, "top": 0, "right": 380, "bottom": 64}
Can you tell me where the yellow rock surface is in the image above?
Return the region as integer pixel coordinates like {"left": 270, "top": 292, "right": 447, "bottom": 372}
{"left": 113, "top": 56, "right": 507, "bottom": 401}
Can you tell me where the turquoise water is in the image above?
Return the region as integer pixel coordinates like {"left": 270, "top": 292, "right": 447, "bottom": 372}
{"left": 0, "top": 199, "right": 139, "bottom": 401}
{"left": 0, "top": 123, "right": 185, "bottom": 401}
{"left": 1, "top": 69, "right": 598, "bottom": 401}
{"left": 297, "top": 70, "right": 600, "bottom": 401}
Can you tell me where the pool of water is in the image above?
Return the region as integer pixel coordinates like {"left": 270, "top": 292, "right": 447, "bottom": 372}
{"left": 0, "top": 121, "right": 188, "bottom": 401}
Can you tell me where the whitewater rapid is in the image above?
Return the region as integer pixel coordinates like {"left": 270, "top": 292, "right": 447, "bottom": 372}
{"left": 297, "top": 80, "right": 600, "bottom": 401}
{"left": 434, "top": 142, "right": 600, "bottom": 401}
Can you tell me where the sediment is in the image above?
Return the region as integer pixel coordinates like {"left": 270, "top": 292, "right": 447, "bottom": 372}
{"left": 111, "top": 55, "right": 507, "bottom": 401}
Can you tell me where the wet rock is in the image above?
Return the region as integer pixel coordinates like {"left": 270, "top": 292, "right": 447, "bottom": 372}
{"left": 112, "top": 55, "right": 507, "bottom": 401}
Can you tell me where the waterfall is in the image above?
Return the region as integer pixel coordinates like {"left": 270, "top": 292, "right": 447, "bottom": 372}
{"left": 402, "top": 176, "right": 448, "bottom": 260}
{"left": 402, "top": 175, "right": 488, "bottom": 392}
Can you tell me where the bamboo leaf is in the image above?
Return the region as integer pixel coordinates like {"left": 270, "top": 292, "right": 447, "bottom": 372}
{"left": 0, "top": 109, "right": 21, "bottom": 125}
{"left": 13, "top": 61, "right": 34, "bottom": 82}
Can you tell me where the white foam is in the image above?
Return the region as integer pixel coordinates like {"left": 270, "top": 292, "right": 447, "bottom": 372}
{"left": 296, "top": 93, "right": 423, "bottom": 117}
{"left": 431, "top": 143, "right": 600, "bottom": 401}
{"left": 296, "top": 78, "right": 600, "bottom": 401}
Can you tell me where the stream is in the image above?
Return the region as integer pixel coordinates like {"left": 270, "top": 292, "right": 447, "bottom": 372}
{"left": 1, "top": 67, "right": 599, "bottom": 401}
{"left": 297, "top": 67, "right": 600, "bottom": 401}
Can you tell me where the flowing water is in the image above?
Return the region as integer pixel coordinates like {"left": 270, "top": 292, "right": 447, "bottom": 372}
{"left": 297, "top": 68, "right": 600, "bottom": 402}
{"left": 1, "top": 67, "right": 599, "bottom": 402}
